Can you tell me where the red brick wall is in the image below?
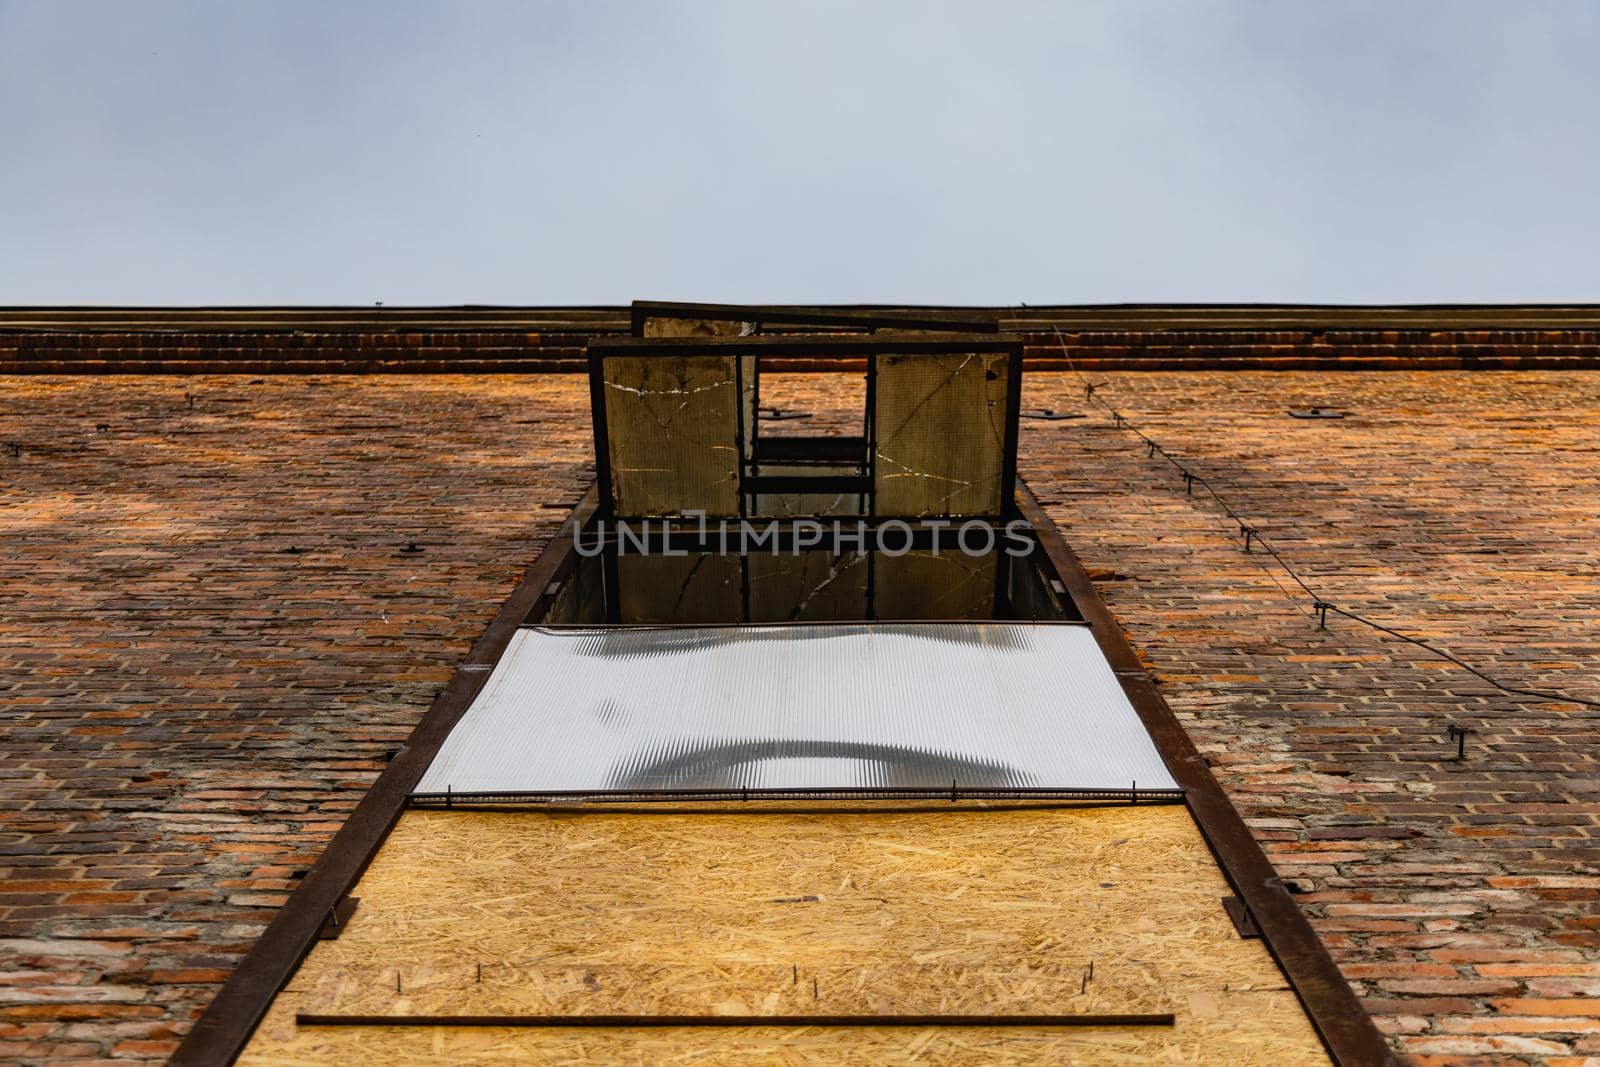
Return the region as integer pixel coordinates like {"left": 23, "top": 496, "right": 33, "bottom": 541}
{"left": 1021, "top": 371, "right": 1600, "bottom": 1065}
{"left": 4, "top": 369, "right": 1598, "bottom": 1064}
{"left": 2, "top": 326, "right": 1598, "bottom": 373}
{"left": 1023, "top": 329, "right": 1600, "bottom": 369}
{"left": 0, "top": 331, "right": 594, "bottom": 373}
{"left": 0, "top": 377, "right": 594, "bottom": 1063}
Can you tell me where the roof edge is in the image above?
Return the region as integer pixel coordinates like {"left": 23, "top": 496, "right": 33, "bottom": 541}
{"left": 5, "top": 303, "right": 1600, "bottom": 332}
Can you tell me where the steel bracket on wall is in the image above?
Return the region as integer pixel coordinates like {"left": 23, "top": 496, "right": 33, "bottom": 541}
{"left": 1220, "top": 895, "right": 1262, "bottom": 939}
{"left": 316, "top": 897, "right": 360, "bottom": 941}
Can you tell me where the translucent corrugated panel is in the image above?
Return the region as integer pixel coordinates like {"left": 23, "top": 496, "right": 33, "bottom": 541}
{"left": 415, "top": 623, "right": 1178, "bottom": 795}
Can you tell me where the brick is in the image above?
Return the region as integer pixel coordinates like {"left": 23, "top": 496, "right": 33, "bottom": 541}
{"left": 1496, "top": 1000, "right": 1600, "bottom": 1017}
{"left": 1401, "top": 1034, "right": 1575, "bottom": 1056}
{"left": 1528, "top": 979, "right": 1600, "bottom": 998}
{"left": 1447, "top": 1014, "right": 1600, "bottom": 1035}
{"left": 0, "top": 940, "right": 129, "bottom": 958}
{"left": 109, "top": 1037, "right": 180, "bottom": 1056}
{"left": 1476, "top": 963, "right": 1600, "bottom": 978}
{"left": 1376, "top": 978, "right": 1521, "bottom": 997}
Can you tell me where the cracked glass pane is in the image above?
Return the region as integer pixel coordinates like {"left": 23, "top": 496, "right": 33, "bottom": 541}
{"left": 616, "top": 552, "right": 742, "bottom": 624}
{"left": 747, "top": 551, "right": 869, "bottom": 622}
{"left": 874, "top": 352, "right": 1011, "bottom": 516}
{"left": 874, "top": 550, "right": 998, "bottom": 619}
{"left": 603, "top": 355, "right": 741, "bottom": 516}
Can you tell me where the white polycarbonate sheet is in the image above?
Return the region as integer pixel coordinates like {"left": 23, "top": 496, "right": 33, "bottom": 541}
{"left": 416, "top": 623, "right": 1178, "bottom": 794}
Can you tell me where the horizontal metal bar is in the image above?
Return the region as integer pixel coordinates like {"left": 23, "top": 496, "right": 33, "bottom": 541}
{"left": 13, "top": 303, "right": 1600, "bottom": 335}
{"left": 408, "top": 786, "right": 1184, "bottom": 806}
{"left": 590, "top": 335, "right": 1021, "bottom": 357}
{"left": 753, "top": 436, "right": 868, "bottom": 463}
{"left": 745, "top": 475, "right": 873, "bottom": 495}
{"left": 528, "top": 619, "right": 1092, "bottom": 632}
{"left": 296, "top": 1013, "right": 1176, "bottom": 1028}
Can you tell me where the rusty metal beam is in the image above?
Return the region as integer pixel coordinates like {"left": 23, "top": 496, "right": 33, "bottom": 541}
{"left": 295, "top": 1012, "right": 1177, "bottom": 1028}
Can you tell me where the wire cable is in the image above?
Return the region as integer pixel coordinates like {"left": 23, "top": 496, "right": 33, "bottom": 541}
{"left": 1009, "top": 305, "right": 1600, "bottom": 709}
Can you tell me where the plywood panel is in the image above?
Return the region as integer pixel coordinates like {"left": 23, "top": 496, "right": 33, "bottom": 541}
{"left": 240, "top": 807, "right": 1329, "bottom": 1065}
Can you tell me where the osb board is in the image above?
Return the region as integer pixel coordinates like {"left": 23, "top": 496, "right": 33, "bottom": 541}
{"left": 239, "top": 807, "right": 1330, "bottom": 1065}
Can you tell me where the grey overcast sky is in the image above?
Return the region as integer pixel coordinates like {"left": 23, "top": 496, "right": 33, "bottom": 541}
{"left": 1, "top": 1, "right": 1596, "bottom": 306}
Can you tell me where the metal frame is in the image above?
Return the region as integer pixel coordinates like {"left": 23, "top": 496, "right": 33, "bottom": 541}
{"left": 586, "top": 346, "right": 616, "bottom": 517}
{"left": 751, "top": 436, "right": 868, "bottom": 463}
{"left": 523, "top": 616, "right": 1090, "bottom": 634}
{"left": 177, "top": 475, "right": 1392, "bottom": 1066}
{"left": 588, "top": 334, "right": 1025, "bottom": 526}
{"left": 744, "top": 473, "right": 872, "bottom": 495}
{"left": 409, "top": 786, "right": 1183, "bottom": 807}
{"left": 591, "top": 335, "right": 1017, "bottom": 358}
{"left": 865, "top": 351, "right": 878, "bottom": 613}
{"left": 10, "top": 302, "right": 1600, "bottom": 335}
